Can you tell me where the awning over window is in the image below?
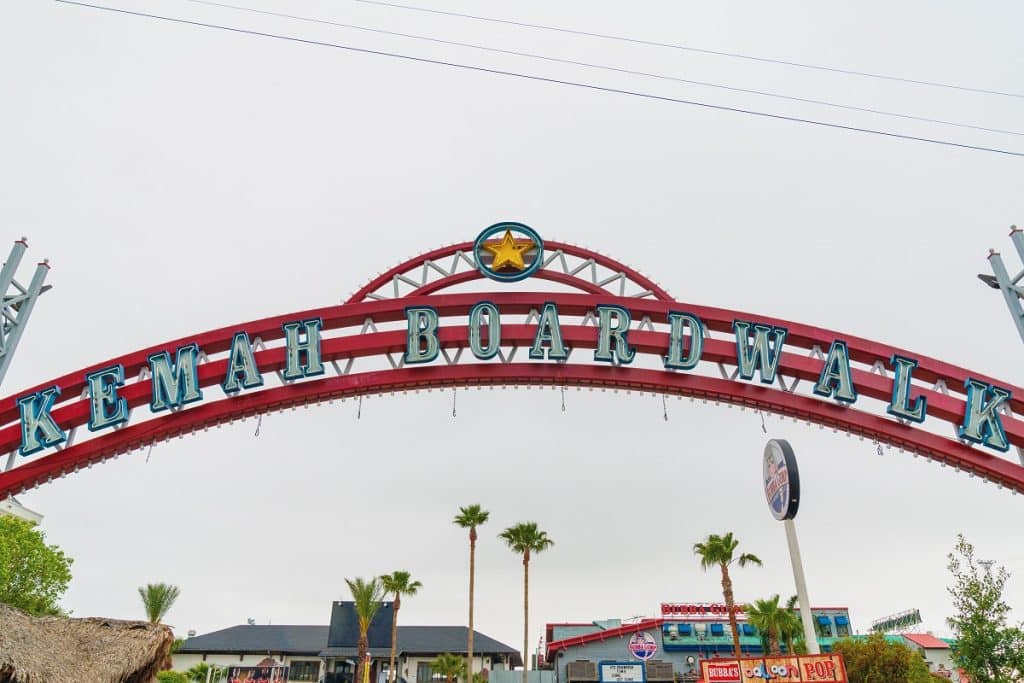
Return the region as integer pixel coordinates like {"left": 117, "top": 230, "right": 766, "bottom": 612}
{"left": 662, "top": 624, "right": 674, "bottom": 635}
{"left": 817, "top": 616, "right": 832, "bottom": 625}
{"left": 742, "top": 624, "right": 756, "bottom": 636}
{"left": 835, "top": 616, "right": 849, "bottom": 626}
{"left": 710, "top": 624, "right": 724, "bottom": 636}
{"left": 677, "top": 624, "right": 692, "bottom": 635}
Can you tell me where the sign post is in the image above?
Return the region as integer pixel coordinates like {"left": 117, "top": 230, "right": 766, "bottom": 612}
{"left": 763, "top": 439, "right": 819, "bottom": 655}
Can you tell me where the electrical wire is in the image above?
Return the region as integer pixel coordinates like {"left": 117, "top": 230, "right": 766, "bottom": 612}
{"left": 346, "top": 0, "right": 1024, "bottom": 100}
{"left": 54, "top": 0, "right": 1024, "bottom": 158}
{"left": 176, "top": 0, "right": 1024, "bottom": 137}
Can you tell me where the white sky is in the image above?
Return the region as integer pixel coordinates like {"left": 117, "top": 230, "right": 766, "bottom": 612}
{"left": 2, "top": 0, "right": 1023, "bottom": 655}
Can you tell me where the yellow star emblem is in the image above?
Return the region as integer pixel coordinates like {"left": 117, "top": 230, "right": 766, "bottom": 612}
{"left": 482, "top": 230, "right": 534, "bottom": 272}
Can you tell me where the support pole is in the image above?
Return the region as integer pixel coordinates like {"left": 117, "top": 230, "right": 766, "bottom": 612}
{"left": 985, "top": 226, "right": 1024, "bottom": 345}
{"left": 784, "top": 518, "right": 820, "bottom": 655}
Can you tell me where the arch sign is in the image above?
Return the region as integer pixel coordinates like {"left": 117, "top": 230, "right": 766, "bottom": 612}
{"left": 2, "top": 222, "right": 1024, "bottom": 497}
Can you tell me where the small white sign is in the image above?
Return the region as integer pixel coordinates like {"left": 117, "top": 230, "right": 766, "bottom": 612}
{"left": 599, "top": 663, "right": 645, "bottom": 683}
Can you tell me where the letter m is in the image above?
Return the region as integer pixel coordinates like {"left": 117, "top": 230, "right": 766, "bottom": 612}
{"left": 149, "top": 343, "right": 204, "bottom": 412}
{"left": 733, "top": 320, "right": 788, "bottom": 384}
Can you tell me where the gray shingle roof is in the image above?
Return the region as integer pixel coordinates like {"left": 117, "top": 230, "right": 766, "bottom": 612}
{"left": 178, "top": 625, "right": 328, "bottom": 654}
{"left": 179, "top": 624, "right": 521, "bottom": 666}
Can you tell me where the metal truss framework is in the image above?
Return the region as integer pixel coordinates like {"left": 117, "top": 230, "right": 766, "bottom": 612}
{"left": 1, "top": 240, "right": 1023, "bottom": 498}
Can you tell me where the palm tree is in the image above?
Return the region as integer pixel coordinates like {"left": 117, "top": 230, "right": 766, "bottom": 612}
{"left": 745, "top": 595, "right": 785, "bottom": 655}
{"left": 454, "top": 504, "right": 490, "bottom": 683}
{"left": 430, "top": 653, "right": 465, "bottom": 683}
{"left": 185, "top": 662, "right": 229, "bottom": 682}
{"left": 381, "top": 571, "right": 422, "bottom": 683}
{"left": 138, "top": 583, "right": 180, "bottom": 624}
{"left": 780, "top": 595, "right": 805, "bottom": 655}
{"left": 692, "top": 533, "right": 762, "bottom": 658}
{"left": 500, "top": 522, "right": 554, "bottom": 683}
{"left": 347, "top": 576, "right": 386, "bottom": 683}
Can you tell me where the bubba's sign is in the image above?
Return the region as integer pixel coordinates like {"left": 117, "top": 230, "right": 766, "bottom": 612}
{"left": 701, "top": 655, "right": 847, "bottom": 683}
{"left": 660, "top": 602, "right": 745, "bottom": 618}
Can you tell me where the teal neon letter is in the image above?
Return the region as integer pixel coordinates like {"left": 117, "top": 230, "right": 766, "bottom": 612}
{"left": 404, "top": 307, "right": 439, "bottom": 364}
{"left": 283, "top": 318, "right": 325, "bottom": 380}
{"left": 86, "top": 365, "right": 129, "bottom": 431}
{"left": 812, "top": 340, "right": 858, "bottom": 403}
{"left": 18, "top": 386, "right": 66, "bottom": 455}
{"left": 529, "top": 303, "right": 569, "bottom": 360}
{"left": 594, "top": 305, "right": 635, "bottom": 364}
{"left": 887, "top": 355, "right": 927, "bottom": 423}
{"left": 733, "top": 320, "right": 787, "bottom": 384}
{"left": 222, "top": 332, "right": 264, "bottom": 393}
{"left": 664, "top": 312, "right": 704, "bottom": 370}
{"left": 149, "top": 343, "right": 203, "bottom": 412}
{"left": 959, "top": 379, "right": 1012, "bottom": 452}
{"left": 468, "top": 302, "right": 500, "bottom": 360}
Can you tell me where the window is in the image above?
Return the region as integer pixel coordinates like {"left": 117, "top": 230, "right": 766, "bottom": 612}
{"left": 291, "top": 661, "right": 320, "bottom": 682}
{"left": 416, "top": 663, "right": 446, "bottom": 683}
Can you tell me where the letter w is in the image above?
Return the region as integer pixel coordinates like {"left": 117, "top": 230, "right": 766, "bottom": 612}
{"left": 733, "top": 320, "right": 788, "bottom": 384}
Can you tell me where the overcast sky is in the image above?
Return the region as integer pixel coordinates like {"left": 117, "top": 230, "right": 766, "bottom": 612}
{"left": 2, "top": 0, "right": 1023, "bottom": 656}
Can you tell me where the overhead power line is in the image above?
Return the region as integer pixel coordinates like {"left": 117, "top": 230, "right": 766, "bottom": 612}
{"left": 176, "top": 0, "right": 1024, "bottom": 137}
{"left": 346, "top": 0, "right": 1024, "bottom": 100}
{"left": 54, "top": 0, "right": 1024, "bottom": 158}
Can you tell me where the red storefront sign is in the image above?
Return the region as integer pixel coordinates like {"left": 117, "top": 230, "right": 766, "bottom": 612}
{"left": 700, "top": 655, "right": 847, "bottom": 683}
{"left": 660, "top": 603, "right": 746, "bottom": 618}
{"left": 702, "top": 662, "right": 741, "bottom": 683}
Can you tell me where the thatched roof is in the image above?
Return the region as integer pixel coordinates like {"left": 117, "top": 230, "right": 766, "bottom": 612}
{"left": 0, "top": 603, "right": 173, "bottom": 683}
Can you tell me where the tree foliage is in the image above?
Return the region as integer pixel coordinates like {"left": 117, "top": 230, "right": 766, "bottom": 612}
{"left": 156, "top": 672, "right": 190, "bottom": 683}
{"left": 430, "top": 653, "right": 465, "bottom": 683}
{"left": 381, "top": 571, "right": 422, "bottom": 683}
{"left": 185, "top": 662, "right": 229, "bottom": 682}
{"left": 693, "top": 532, "right": 761, "bottom": 658}
{"left": 746, "top": 595, "right": 786, "bottom": 655}
{"left": 0, "top": 515, "right": 73, "bottom": 616}
{"left": 138, "top": 582, "right": 181, "bottom": 624}
{"left": 946, "top": 534, "right": 1024, "bottom": 682}
{"left": 831, "top": 634, "right": 936, "bottom": 683}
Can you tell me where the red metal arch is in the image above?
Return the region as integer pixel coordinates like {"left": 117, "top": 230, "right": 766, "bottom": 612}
{"left": 1, "top": 255, "right": 1023, "bottom": 498}
{"left": 346, "top": 240, "right": 674, "bottom": 303}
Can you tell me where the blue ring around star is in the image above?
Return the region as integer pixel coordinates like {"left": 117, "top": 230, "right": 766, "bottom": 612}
{"left": 474, "top": 222, "right": 545, "bottom": 283}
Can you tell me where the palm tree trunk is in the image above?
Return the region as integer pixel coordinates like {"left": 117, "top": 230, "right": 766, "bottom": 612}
{"left": 522, "top": 550, "right": 530, "bottom": 683}
{"left": 720, "top": 563, "right": 741, "bottom": 659}
{"left": 357, "top": 634, "right": 368, "bottom": 683}
{"left": 389, "top": 595, "right": 401, "bottom": 683}
{"left": 468, "top": 528, "right": 476, "bottom": 683}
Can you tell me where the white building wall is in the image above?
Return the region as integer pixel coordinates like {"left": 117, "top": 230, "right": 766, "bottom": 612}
{"left": 172, "top": 652, "right": 324, "bottom": 674}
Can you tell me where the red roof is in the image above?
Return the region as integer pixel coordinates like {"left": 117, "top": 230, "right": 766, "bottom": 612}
{"left": 902, "top": 633, "right": 949, "bottom": 649}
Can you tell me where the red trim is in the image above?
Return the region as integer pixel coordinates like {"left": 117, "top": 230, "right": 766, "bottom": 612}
{"left": 346, "top": 240, "right": 673, "bottom": 303}
{"left": 546, "top": 619, "right": 665, "bottom": 654}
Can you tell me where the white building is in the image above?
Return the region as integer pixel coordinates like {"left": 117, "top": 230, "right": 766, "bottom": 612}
{"left": 174, "top": 601, "right": 521, "bottom": 683}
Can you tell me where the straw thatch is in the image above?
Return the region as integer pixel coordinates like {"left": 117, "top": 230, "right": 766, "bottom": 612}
{"left": 0, "top": 603, "right": 173, "bottom": 683}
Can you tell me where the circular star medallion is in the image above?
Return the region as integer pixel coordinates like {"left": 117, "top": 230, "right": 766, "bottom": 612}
{"left": 474, "top": 222, "right": 544, "bottom": 283}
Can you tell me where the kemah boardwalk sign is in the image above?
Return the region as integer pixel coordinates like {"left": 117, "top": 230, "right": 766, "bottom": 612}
{"left": 2, "top": 222, "right": 1024, "bottom": 497}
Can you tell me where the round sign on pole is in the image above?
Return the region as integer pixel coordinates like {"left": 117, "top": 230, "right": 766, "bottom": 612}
{"left": 763, "top": 439, "right": 800, "bottom": 520}
{"left": 626, "top": 631, "right": 658, "bottom": 661}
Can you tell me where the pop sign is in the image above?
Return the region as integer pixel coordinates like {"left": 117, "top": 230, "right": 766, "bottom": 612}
{"left": 700, "top": 655, "right": 847, "bottom": 682}
{"left": 627, "top": 631, "right": 658, "bottom": 661}
{"left": 764, "top": 439, "right": 801, "bottom": 521}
